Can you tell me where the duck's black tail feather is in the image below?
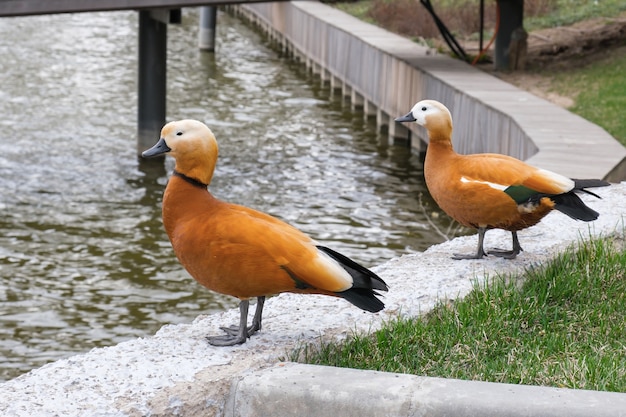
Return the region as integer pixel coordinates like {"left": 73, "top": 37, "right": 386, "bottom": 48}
{"left": 552, "top": 193, "right": 599, "bottom": 221}
{"left": 573, "top": 179, "right": 611, "bottom": 198}
{"left": 552, "top": 179, "right": 610, "bottom": 221}
{"left": 317, "top": 246, "right": 388, "bottom": 313}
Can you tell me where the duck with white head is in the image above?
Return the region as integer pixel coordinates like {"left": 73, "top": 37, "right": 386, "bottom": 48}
{"left": 396, "top": 100, "right": 610, "bottom": 260}
{"left": 142, "top": 120, "right": 388, "bottom": 346}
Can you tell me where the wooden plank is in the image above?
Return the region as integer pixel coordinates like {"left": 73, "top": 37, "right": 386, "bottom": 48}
{"left": 0, "top": 0, "right": 289, "bottom": 17}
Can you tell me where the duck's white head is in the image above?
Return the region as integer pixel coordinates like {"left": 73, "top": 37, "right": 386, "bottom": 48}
{"left": 396, "top": 100, "right": 452, "bottom": 143}
{"left": 395, "top": 99, "right": 453, "bottom": 134}
{"left": 142, "top": 119, "right": 219, "bottom": 185}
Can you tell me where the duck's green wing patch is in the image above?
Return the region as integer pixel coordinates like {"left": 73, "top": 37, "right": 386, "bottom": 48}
{"left": 504, "top": 184, "right": 539, "bottom": 204}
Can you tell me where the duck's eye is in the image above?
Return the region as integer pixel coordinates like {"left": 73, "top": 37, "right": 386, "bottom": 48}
{"left": 421, "top": 106, "right": 427, "bottom": 111}
{"left": 176, "top": 131, "right": 183, "bottom": 136}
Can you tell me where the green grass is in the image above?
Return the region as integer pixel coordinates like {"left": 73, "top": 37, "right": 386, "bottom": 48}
{"left": 303, "top": 237, "right": 626, "bottom": 392}
{"left": 549, "top": 51, "right": 626, "bottom": 145}
{"left": 525, "top": 0, "right": 626, "bottom": 30}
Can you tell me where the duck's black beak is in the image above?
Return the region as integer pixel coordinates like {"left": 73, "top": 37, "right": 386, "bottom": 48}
{"left": 142, "top": 138, "right": 171, "bottom": 158}
{"left": 395, "top": 112, "right": 416, "bottom": 123}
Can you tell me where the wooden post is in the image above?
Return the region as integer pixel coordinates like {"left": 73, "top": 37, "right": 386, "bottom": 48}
{"left": 494, "top": 0, "right": 525, "bottom": 71}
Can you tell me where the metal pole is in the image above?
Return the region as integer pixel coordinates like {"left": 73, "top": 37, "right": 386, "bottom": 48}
{"left": 198, "top": 6, "right": 217, "bottom": 52}
{"left": 137, "top": 10, "right": 167, "bottom": 156}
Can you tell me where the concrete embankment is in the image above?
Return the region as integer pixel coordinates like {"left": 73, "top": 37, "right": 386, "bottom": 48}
{"left": 227, "top": 362, "right": 626, "bottom": 417}
{"left": 1, "top": 3, "right": 626, "bottom": 416}
{"left": 0, "top": 182, "right": 624, "bottom": 416}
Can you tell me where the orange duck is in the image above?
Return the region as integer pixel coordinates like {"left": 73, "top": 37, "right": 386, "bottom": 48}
{"left": 395, "top": 99, "right": 610, "bottom": 260}
{"left": 142, "top": 120, "right": 387, "bottom": 346}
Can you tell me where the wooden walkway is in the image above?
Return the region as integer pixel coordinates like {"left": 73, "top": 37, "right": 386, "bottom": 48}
{"left": 233, "top": 1, "right": 626, "bottom": 181}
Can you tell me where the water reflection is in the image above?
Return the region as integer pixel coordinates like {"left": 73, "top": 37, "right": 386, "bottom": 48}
{"left": 0, "top": 9, "right": 461, "bottom": 381}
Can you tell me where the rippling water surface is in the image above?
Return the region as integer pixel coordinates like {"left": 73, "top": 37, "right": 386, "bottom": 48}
{"left": 0, "top": 9, "right": 462, "bottom": 381}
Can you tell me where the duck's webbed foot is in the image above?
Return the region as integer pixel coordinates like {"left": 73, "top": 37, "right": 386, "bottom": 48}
{"left": 206, "top": 297, "right": 265, "bottom": 347}
{"left": 452, "top": 227, "right": 487, "bottom": 260}
{"left": 487, "top": 231, "right": 523, "bottom": 259}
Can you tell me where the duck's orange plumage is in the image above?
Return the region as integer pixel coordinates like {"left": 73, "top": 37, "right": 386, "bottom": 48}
{"left": 142, "top": 119, "right": 387, "bottom": 345}
{"left": 396, "top": 99, "right": 610, "bottom": 260}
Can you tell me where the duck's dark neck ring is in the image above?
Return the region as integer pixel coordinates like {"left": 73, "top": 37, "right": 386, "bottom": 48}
{"left": 173, "top": 170, "right": 208, "bottom": 189}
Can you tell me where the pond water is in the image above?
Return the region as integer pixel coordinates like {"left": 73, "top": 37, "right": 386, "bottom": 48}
{"left": 0, "top": 9, "right": 462, "bottom": 382}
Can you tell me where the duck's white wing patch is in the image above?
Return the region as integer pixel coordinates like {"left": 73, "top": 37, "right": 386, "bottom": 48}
{"left": 535, "top": 168, "right": 575, "bottom": 192}
{"left": 460, "top": 176, "right": 508, "bottom": 191}
{"left": 310, "top": 249, "right": 353, "bottom": 292}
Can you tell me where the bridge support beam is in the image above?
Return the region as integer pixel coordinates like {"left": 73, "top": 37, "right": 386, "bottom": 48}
{"left": 137, "top": 10, "right": 167, "bottom": 155}
{"left": 137, "top": 9, "right": 181, "bottom": 156}
{"left": 198, "top": 6, "right": 218, "bottom": 52}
